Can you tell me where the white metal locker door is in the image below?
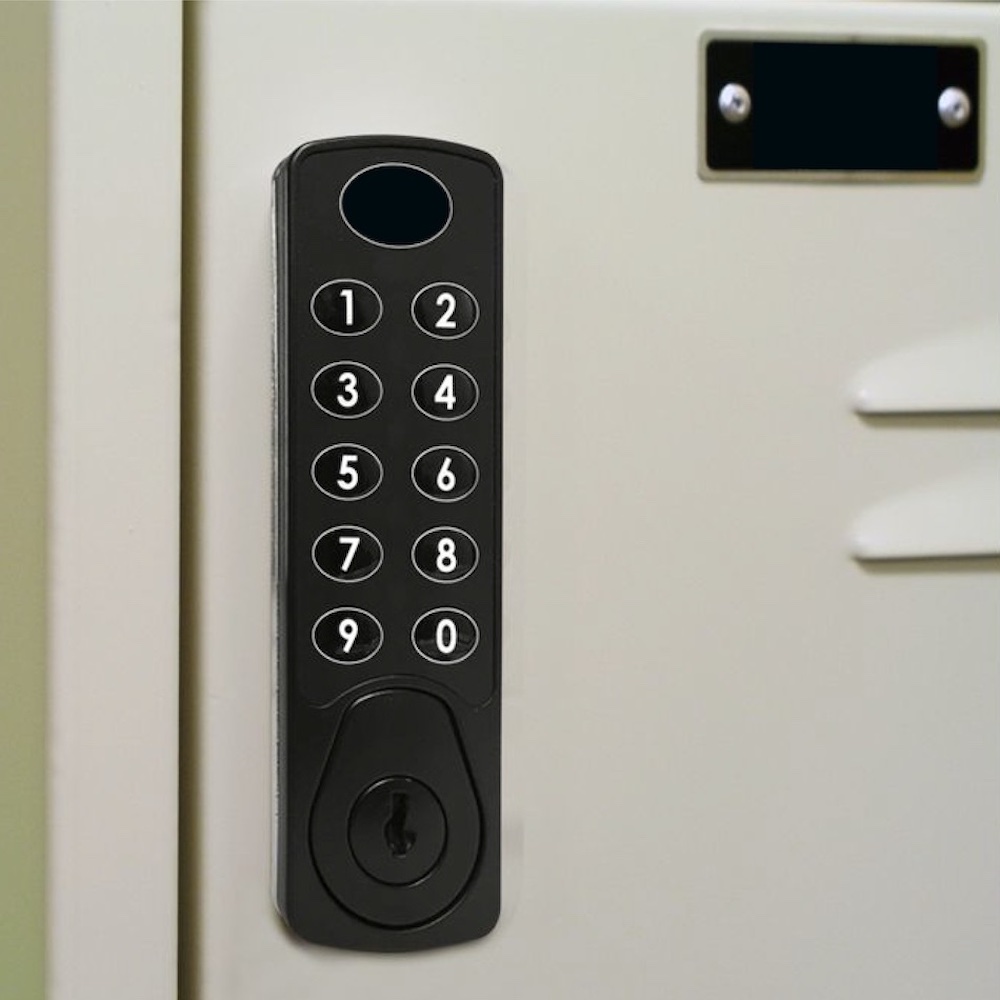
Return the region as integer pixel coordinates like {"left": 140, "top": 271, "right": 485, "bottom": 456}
{"left": 186, "top": 2, "right": 1000, "bottom": 998}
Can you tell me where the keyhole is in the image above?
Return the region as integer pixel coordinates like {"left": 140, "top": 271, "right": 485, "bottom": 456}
{"left": 384, "top": 792, "right": 417, "bottom": 858}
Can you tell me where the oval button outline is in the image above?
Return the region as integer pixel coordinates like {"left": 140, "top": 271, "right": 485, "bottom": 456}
{"left": 312, "top": 607, "right": 384, "bottom": 665}
{"left": 339, "top": 162, "right": 453, "bottom": 250}
{"left": 310, "top": 278, "right": 383, "bottom": 336}
{"left": 312, "top": 443, "right": 384, "bottom": 501}
{"left": 411, "top": 607, "right": 480, "bottom": 665}
{"left": 411, "top": 364, "right": 480, "bottom": 423}
{"left": 411, "top": 526, "right": 480, "bottom": 584}
{"left": 411, "top": 281, "right": 480, "bottom": 340}
{"left": 312, "top": 525, "right": 384, "bottom": 583}
{"left": 411, "top": 445, "right": 479, "bottom": 503}
{"left": 311, "top": 361, "right": 384, "bottom": 419}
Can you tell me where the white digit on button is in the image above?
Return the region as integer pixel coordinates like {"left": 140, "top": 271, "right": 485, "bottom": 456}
{"left": 433, "top": 373, "right": 457, "bottom": 411}
{"left": 436, "top": 618, "right": 458, "bottom": 655}
{"left": 435, "top": 291, "right": 457, "bottom": 329}
{"left": 337, "top": 454, "right": 359, "bottom": 491}
{"left": 436, "top": 457, "right": 456, "bottom": 493}
{"left": 339, "top": 616, "right": 359, "bottom": 653}
{"left": 338, "top": 535, "right": 360, "bottom": 571}
{"left": 436, "top": 537, "right": 458, "bottom": 573}
{"left": 340, "top": 287, "right": 355, "bottom": 326}
{"left": 336, "top": 371, "right": 359, "bottom": 408}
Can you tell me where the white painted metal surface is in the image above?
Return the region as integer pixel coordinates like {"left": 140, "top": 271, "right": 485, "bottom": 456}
{"left": 187, "top": 2, "right": 1000, "bottom": 998}
{"left": 48, "top": 3, "right": 182, "bottom": 998}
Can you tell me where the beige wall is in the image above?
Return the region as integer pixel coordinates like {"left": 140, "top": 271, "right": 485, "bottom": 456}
{"left": 0, "top": 3, "right": 48, "bottom": 999}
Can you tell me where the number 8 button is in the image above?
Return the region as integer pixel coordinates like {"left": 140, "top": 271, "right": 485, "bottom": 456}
{"left": 412, "top": 527, "right": 478, "bottom": 583}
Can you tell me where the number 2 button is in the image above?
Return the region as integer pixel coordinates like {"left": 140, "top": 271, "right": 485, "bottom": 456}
{"left": 412, "top": 282, "right": 479, "bottom": 339}
{"left": 411, "top": 364, "right": 478, "bottom": 421}
{"left": 412, "top": 446, "right": 478, "bottom": 502}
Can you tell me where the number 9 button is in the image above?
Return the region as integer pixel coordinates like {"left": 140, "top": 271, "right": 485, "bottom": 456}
{"left": 313, "top": 607, "right": 383, "bottom": 664}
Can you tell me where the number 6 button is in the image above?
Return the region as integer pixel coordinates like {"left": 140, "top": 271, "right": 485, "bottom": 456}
{"left": 412, "top": 282, "right": 479, "bottom": 339}
{"left": 412, "top": 364, "right": 479, "bottom": 421}
{"left": 412, "top": 446, "right": 478, "bottom": 502}
{"left": 412, "top": 608, "right": 479, "bottom": 664}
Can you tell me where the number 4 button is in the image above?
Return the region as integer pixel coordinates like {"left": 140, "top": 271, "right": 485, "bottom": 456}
{"left": 412, "top": 364, "right": 479, "bottom": 421}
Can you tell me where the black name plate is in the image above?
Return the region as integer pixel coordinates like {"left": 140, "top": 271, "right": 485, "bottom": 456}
{"left": 703, "top": 38, "right": 981, "bottom": 178}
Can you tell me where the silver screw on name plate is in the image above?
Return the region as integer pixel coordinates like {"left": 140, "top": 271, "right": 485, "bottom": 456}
{"left": 718, "top": 83, "right": 752, "bottom": 124}
{"left": 938, "top": 87, "right": 971, "bottom": 129}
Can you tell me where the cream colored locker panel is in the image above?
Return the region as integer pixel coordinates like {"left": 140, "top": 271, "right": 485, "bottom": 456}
{"left": 187, "top": 2, "right": 1000, "bottom": 998}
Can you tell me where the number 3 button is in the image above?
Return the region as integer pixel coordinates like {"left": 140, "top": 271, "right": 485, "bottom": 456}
{"left": 412, "top": 282, "right": 479, "bottom": 339}
{"left": 412, "top": 608, "right": 479, "bottom": 664}
{"left": 312, "top": 362, "right": 383, "bottom": 419}
{"left": 412, "top": 446, "right": 478, "bottom": 502}
{"left": 412, "top": 364, "right": 479, "bottom": 421}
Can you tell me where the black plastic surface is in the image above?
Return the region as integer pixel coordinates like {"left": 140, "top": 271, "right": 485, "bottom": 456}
{"left": 705, "top": 39, "right": 980, "bottom": 174}
{"left": 274, "top": 136, "right": 501, "bottom": 951}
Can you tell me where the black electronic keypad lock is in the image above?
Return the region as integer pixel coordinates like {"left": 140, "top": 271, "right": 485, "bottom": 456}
{"left": 273, "top": 137, "right": 502, "bottom": 951}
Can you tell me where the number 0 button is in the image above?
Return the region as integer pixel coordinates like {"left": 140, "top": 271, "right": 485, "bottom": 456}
{"left": 412, "top": 282, "right": 479, "bottom": 339}
{"left": 412, "top": 446, "right": 478, "bottom": 503}
{"left": 412, "top": 364, "right": 479, "bottom": 421}
{"left": 312, "top": 362, "right": 383, "bottom": 419}
{"left": 312, "top": 444, "right": 382, "bottom": 501}
{"left": 412, "top": 608, "right": 479, "bottom": 664}
{"left": 311, "top": 279, "right": 382, "bottom": 336}
{"left": 313, "top": 608, "right": 383, "bottom": 664}
{"left": 412, "top": 527, "right": 479, "bottom": 583}
{"left": 313, "top": 526, "right": 383, "bottom": 582}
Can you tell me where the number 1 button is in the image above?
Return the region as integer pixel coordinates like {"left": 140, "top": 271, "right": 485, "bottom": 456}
{"left": 412, "top": 282, "right": 479, "bottom": 339}
{"left": 311, "top": 279, "right": 382, "bottom": 335}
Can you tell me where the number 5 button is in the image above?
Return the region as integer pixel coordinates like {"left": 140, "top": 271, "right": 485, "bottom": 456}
{"left": 412, "top": 364, "right": 479, "bottom": 421}
{"left": 412, "top": 446, "right": 478, "bottom": 502}
{"left": 412, "top": 282, "right": 479, "bottom": 339}
{"left": 312, "top": 444, "right": 383, "bottom": 500}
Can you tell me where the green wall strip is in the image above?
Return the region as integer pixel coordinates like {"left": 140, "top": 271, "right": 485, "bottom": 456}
{"left": 0, "top": 3, "right": 49, "bottom": 998}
